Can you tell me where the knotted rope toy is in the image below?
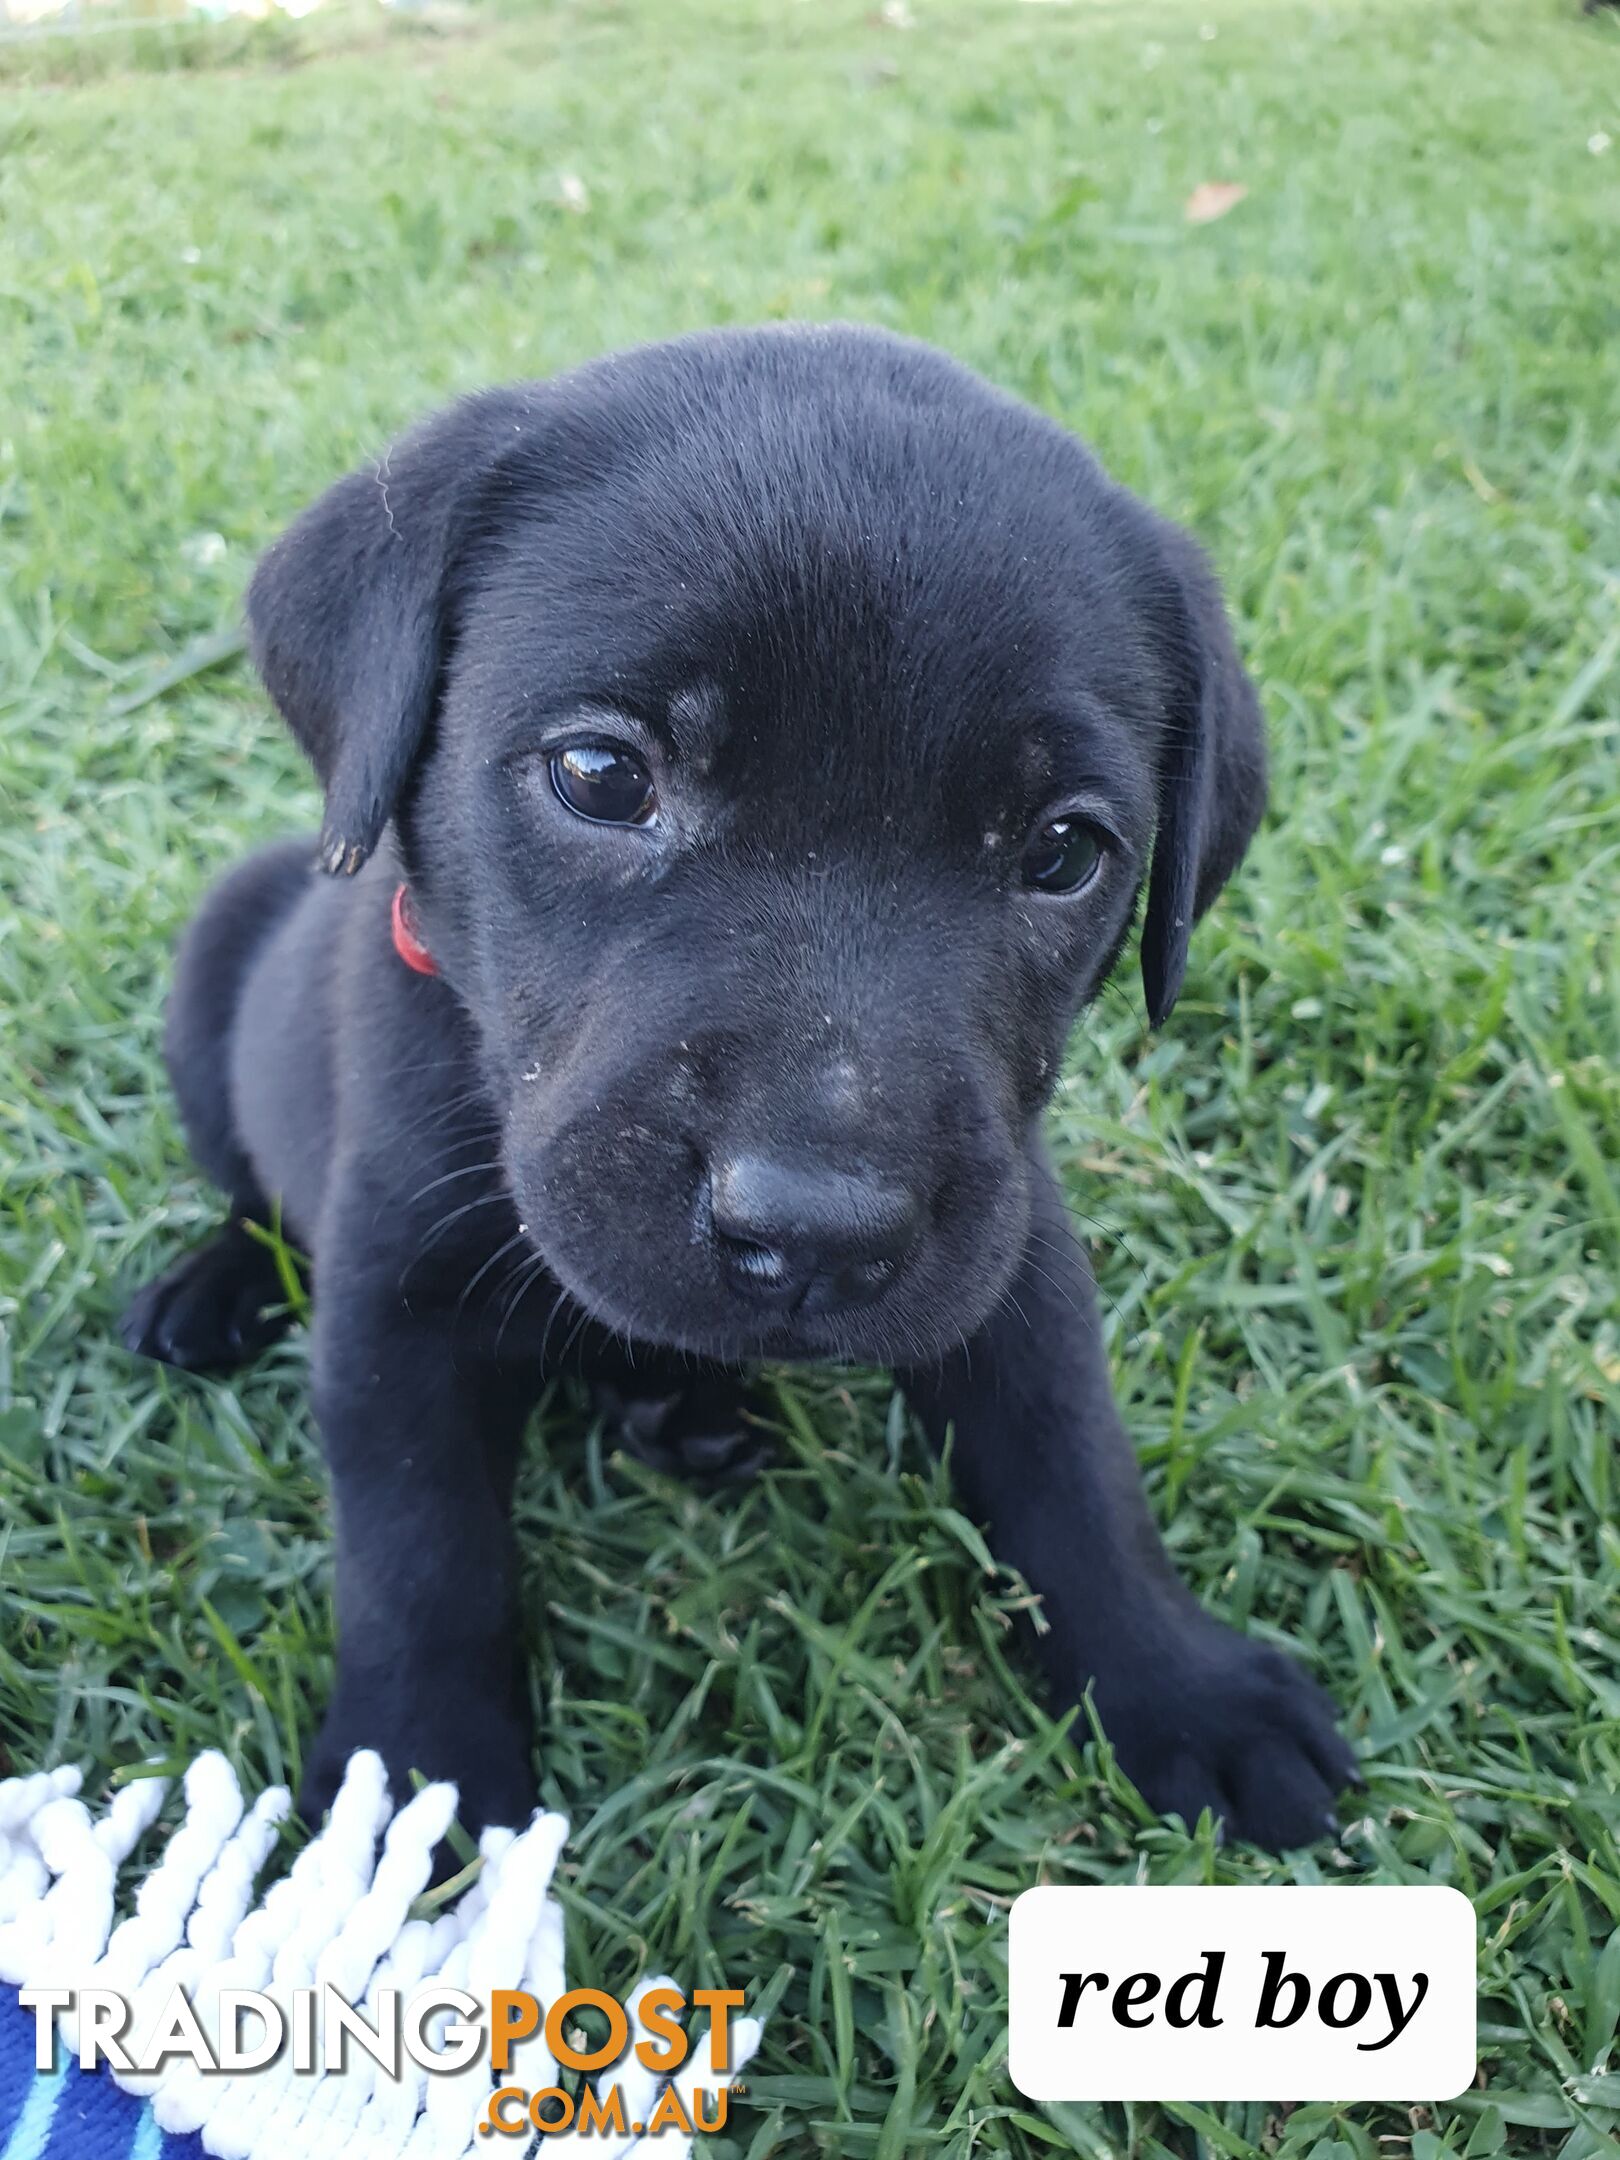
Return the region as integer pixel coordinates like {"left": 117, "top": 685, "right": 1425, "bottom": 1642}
{"left": 0, "top": 1753, "right": 761, "bottom": 2159}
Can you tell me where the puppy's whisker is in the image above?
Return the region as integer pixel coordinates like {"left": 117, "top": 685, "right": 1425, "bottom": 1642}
{"left": 555, "top": 1301, "right": 596, "bottom": 1372}
{"left": 1025, "top": 1225, "right": 1108, "bottom": 1276}
{"left": 375, "top": 1047, "right": 482, "bottom": 1085}
{"left": 1029, "top": 1211, "right": 1141, "bottom": 1335}
{"left": 487, "top": 1252, "right": 548, "bottom": 1352}
{"left": 409, "top": 1189, "right": 513, "bottom": 1273}
{"left": 1033, "top": 1200, "right": 1142, "bottom": 1284}
{"left": 392, "top": 1114, "right": 500, "bottom": 1163}
{"left": 406, "top": 1158, "right": 507, "bottom": 1211}
{"left": 1041, "top": 1200, "right": 1125, "bottom": 1246}
{"left": 495, "top": 1255, "right": 553, "bottom": 1359}
{"left": 374, "top": 1139, "right": 493, "bottom": 1206}
{"left": 386, "top": 1094, "right": 500, "bottom": 1154}
{"left": 1015, "top": 1251, "right": 1083, "bottom": 1321}
{"left": 377, "top": 1063, "right": 496, "bottom": 1114}
{"left": 1018, "top": 1229, "right": 1117, "bottom": 1338}
{"left": 453, "top": 1230, "right": 532, "bottom": 1330}
{"left": 994, "top": 1283, "right": 1033, "bottom": 1335}
{"left": 366, "top": 1107, "right": 502, "bottom": 1231}
{"left": 534, "top": 1278, "right": 574, "bottom": 1372}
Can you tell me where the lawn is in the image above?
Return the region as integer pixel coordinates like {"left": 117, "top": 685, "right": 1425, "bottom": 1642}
{"left": 2, "top": 0, "right": 1618, "bottom": 2152}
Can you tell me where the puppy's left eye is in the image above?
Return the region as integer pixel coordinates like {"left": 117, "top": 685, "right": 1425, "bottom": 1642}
{"left": 550, "top": 744, "right": 657, "bottom": 826}
{"left": 1021, "top": 816, "right": 1106, "bottom": 894}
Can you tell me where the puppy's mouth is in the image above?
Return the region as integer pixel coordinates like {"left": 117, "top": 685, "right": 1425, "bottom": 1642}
{"left": 507, "top": 1123, "right": 1027, "bottom": 1371}
{"left": 533, "top": 1258, "right": 936, "bottom": 1368}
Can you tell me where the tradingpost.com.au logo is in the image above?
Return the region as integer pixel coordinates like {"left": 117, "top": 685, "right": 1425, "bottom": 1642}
{"left": 21, "top": 1981, "right": 750, "bottom": 2140}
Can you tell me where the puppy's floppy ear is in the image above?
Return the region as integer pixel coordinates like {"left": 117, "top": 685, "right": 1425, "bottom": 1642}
{"left": 1139, "top": 523, "right": 1268, "bottom": 1025}
{"left": 247, "top": 390, "right": 527, "bottom": 875}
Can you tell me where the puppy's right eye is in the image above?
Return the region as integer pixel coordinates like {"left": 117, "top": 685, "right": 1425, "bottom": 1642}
{"left": 549, "top": 744, "right": 657, "bottom": 827}
{"left": 1020, "top": 815, "right": 1105, "bottom": 895}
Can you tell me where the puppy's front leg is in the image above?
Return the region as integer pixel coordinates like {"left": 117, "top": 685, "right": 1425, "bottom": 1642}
{"left": 299, "top": 1254, "right": 540, "bottom": 1838}
{"left": 902, "top": 1155, "right": 1357, "bottom": 1851}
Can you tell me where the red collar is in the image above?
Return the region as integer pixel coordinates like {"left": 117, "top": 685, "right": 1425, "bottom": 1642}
{"left": 391, "top": 882, "right": 439, "bottom": 977}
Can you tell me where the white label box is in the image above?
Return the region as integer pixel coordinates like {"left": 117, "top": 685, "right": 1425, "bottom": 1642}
{"left": 1008, "top": 1885, "right": 1476, "bottom": 2102}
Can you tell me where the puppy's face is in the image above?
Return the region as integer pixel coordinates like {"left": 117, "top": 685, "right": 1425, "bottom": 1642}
{"left": 250, "top": 328, "right": 1264, "bottom": 1364}
{"left": 433, "top": 486, "right": 1155, "bottom": 1364}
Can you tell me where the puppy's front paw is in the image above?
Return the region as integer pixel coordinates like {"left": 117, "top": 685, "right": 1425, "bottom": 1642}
{"left": 300, "top": 1682, "right": 537, "bottom": 1853}
{"left": 121, "top": 1222, "right": 293, "bottom": 1373}
{"left": 1099, "top": 1625, "right": 1359, "bottom": 1853}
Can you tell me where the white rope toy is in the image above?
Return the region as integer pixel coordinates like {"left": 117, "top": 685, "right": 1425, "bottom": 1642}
{"left": 0, "top": 1752, "right": 763, "bottom": 2160}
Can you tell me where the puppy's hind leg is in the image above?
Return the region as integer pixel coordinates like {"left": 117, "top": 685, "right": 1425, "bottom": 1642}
{"left": 597, "top": 1369, "right": 778, "bottom": 1488}
{"left": 123, "top": 838, "right": 315, "bottom": 1374}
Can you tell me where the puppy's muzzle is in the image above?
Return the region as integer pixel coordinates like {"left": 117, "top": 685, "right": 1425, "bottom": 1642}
{"left": 704, "top": 1152, "right": 920, "bottom": 1316}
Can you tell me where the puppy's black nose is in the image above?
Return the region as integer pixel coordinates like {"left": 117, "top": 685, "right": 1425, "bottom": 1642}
{"left": 707, "top": 1153, "right": 919, "bottom": 1314}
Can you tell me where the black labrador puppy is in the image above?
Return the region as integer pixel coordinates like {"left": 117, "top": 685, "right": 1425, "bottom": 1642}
{"left": 123, "top": 324, "right": 1357, "bottom": 1849}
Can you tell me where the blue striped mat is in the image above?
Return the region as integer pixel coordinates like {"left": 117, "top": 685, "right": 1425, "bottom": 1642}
{"left": 0, "top": 1997, "right": 206, "bottom": 2160}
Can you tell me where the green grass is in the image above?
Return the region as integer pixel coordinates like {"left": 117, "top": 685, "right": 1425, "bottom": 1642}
{"left": 3, "top": 0, "right": 1619, "bottom": 2151}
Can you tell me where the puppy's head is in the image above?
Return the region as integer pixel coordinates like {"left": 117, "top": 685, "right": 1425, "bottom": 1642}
{"left": 248, "top": 326, "right": 1265, "bottom": 1364}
